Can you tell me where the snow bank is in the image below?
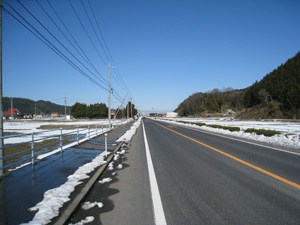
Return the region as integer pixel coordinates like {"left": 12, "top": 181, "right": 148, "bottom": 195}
{"left": 116, "top": 117, "right": 142, "bottom": 142}
{"left": 159, "top": 119, "right": 300, "bottom": 149}
{"left": 23, "top": 152, "right": 107, "bottom": 225}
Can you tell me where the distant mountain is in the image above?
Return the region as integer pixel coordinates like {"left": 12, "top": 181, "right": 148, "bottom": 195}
{"left": 175, "top": 51, "right": 300, "bottom": 119}
{"left": 2, "top": 97, "right": 70, "bottom": 115}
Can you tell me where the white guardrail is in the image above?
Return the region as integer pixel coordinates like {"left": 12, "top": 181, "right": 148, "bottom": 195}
{"left": 0, "top": 123, "right": 113, "bottom": 174}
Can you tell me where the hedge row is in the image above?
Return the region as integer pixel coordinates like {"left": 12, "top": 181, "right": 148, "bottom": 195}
{"left": 178, "top": 121, "right": 206, "bottom": 126}
{"left": 206, "top": 124, "right": 240, "bottom": 132}
{"left": 176, "top": 121, "right": 281, "bottom": 136}
{"left": 244, "top": 128, "right": 281, "bottom": 137}
{"left": 177, "top": 121, "right": 239, "bottom": 131}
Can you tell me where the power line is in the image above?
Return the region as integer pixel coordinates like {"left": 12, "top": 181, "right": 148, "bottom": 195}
{"left": 4, "top": 1, "right": 131, "bottom": 106}
{"left": 16, "top": 0, "right": 109, "bottom": 88}
{"left": 87, "top": 0, "right": 129, "bottom": 92}
{"left": 68, "top": 0, "right": 107, "bottom": 66}
{"left": 46, "top": 0, "right": 104, "bottom": 81}
{"left": 36, "top": 0, "right": 107, "bottom": 86}
{"left": 3, "top": 3, "right": 109, "bottom": 92}
{"left": 80, "top": 0, "right": 110, "bottom": 62}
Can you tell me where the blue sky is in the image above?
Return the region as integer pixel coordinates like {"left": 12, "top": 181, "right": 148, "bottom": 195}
{"left": 3, "top": 0, "right": 300, "bottom": 113}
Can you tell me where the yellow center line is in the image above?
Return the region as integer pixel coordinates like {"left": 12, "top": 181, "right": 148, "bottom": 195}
{"left": 152, "top": 120, "right": 300, "bottom": 190}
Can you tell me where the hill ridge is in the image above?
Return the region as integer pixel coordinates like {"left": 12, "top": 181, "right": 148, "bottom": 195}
{"left": 2, "top": 97, "right": 70, "bottom": 115}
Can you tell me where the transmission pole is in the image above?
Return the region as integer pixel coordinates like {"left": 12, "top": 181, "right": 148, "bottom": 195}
{"left": 10, "top": 98, "right": 13, "bottom": 119}
{"left": 108, "top": 62, "right": 115, "bottom": 129}
{"left": 108, "top": 62, "right": 111, "bottom": 129}
{"left": 64, "top": 97, "right": 67, "bottom": 117}
{"left": 127, "top": 95, "right": 129, "bottom": 121}
{"left": 0, "top": 0, "right": 4, "bottom": 175}
{"left": 131, "top": 97, "right": 133, "bottom": 118}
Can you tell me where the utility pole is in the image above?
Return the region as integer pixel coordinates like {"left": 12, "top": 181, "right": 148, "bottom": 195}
{"left": 108, "top": 62, "right": 111, "bottom": 129}
{"left": 127, "top": 95, "right": 129, "bottom": 121}
{"left": 10, "top": 98, "right": 13, "bottom": 120}
{"left": 108, "top": 62, "right": 115, "bottom": 129}
{"left": 131, "top": 97, "right": 133, "bottom": 118}
{"left": 0, "top": 0, "right": 4, "bottom": 175}
{"left": 64, "top": 97, "right": 67, "bottom": 117}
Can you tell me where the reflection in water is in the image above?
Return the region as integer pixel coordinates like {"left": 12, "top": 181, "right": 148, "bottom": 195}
{"left": 1, "top": 147, "right": 103, "bottom": 225}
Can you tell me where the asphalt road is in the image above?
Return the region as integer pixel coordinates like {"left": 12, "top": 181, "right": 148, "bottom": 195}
{"left": 72, "top": 118, "right": 300, "bottom": 224}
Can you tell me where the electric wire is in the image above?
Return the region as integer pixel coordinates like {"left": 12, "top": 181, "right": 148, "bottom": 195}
{"left": 68, "top": 0, "right": 107, "bottom": 67}
{"left": 3, "top": 3, "right": 109, "bottom": 92}
{"left": 16, "top": 0, "right": 109, "bottom": 88}
{"left": 80, "top": 0, "right": 110, "bottom": 63}
{"left": 35, "top": 0, "right": 107, "bottom": 86}
{"left": 4, "top": 0, "right": 129, "bottom": 105}
{"left": 45, "top": 0, "right": 105, "bottom": 84}
{"left": 87, "top": 0, "right": 129, "bottom": 92}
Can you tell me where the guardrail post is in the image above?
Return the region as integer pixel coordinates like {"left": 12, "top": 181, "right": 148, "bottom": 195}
{"left": 60, "top": 128, "right": 63, "bottom": 152}
{"left": 88, "top": 125, "right": 90, "bottom": 140}
{"left": 31, "top": 132, "right": 35, "bottom": 165}
{"left": 77, "top": 125, "right": 79, "bottom": 145}
{"left": 96, "top": 124, "right": 98, "bottom": 136}
{"left": 105, "top": 133, "right": 107, "bottom": 157}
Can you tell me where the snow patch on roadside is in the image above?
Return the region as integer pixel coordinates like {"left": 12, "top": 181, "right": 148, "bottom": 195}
{"left": 69, "top": 216, "right": 95, "bottom": 225}
{"left": 82, "top": 201, "right": 103, "bottom": 210}
{"left": 117, "top": 164, "right": 123, "bottom": 169}
{"left": 23, "top": 152, "right": 107, "bottom": 225}
{"left": 99, "top": 177, "right": 112, "bottom": 184}
{"left": 108, "top": 162, "right": 114, "bottom": 170}
{"left": 116, "top": 117, "right": 142, "bottom": 143}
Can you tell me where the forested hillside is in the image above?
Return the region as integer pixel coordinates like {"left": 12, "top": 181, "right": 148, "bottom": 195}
{"left": 243, "top": 52, "right": 300, "bottom": 118}
{"left": 175, "top": 52, "right": 300, "bottom": 119}
{"left": 175, "top": 88, "right": 245, "bottom": 117}
{"left": 3, "top": 97, "right": 69, "bottom": 115}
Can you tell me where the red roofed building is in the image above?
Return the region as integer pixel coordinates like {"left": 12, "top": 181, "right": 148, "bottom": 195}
{"left": 3, "top": 108, "right": 21, "bottom": 119}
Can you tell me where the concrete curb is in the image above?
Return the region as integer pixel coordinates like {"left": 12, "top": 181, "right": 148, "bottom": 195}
{"left": 54, "top": 142, "right": 123, "bottom": 225}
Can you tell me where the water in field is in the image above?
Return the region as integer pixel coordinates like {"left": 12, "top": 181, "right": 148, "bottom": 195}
{"left": 0, "top": 147, "right": 103, "bottom": 225}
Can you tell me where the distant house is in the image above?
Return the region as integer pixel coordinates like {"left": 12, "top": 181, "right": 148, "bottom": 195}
{"left": 23, "top": 114, "right": 33, "bottom": 119}
{"left": 166, "top": 112, "right": 178, "bottom": 118}
{"left": 36, "top": 114, "right": 44, "bottom": 119}
{"left": 3, "top": 108, "right": 21, "bottom": 119}
{"left": 51, "top": 112, "right": 60, "bottom": 118}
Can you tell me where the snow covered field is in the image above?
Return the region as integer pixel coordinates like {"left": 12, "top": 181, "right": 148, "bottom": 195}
{"left": 158, "top": 117, "right": 300, "bottom": 150}
{"left": 3, "top": 119, "right": 126, "bottom": 144}
{"left": 171, "top": 117, "right": 300, "bottom": 135}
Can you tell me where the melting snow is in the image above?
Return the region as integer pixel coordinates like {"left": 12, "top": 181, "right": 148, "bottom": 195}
{"left": 99, "top": 177, "right": 112, "bottom": 184}
{"left": 69, "top": 216, "right": 95, "bottom": 225}
{"left": 117, "top": 164, "right": 123, "bottom": 169}
{"left": 81, "top": 201, "right": 103, "bottom": 210}
{"left": 23, "top": 152, "right": 107, "bottom": 224}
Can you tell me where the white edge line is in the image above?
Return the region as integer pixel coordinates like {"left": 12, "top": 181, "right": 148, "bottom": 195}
{"left": 142, "top": 121, "right": 167, "bottom": 225}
